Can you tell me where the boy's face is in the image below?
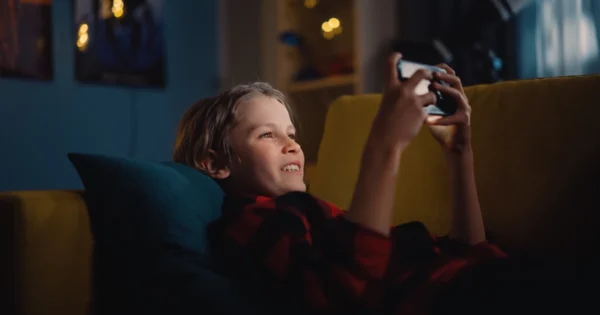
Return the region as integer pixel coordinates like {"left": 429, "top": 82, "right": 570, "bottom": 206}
{"left": 224, "top": 95, "right": 306, "bottom": 197}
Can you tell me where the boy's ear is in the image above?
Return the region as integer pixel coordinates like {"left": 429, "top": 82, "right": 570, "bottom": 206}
{"left": 199, "top": 150, "right": 231, "bottom": 179}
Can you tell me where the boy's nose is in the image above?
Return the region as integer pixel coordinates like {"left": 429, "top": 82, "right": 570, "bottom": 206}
{"left": 283, "top": 139, "right": 301, "bottom": 154}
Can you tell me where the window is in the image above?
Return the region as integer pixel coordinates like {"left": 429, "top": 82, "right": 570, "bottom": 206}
{"left": 518, "top": 0, "right": 600, "bottom": 78}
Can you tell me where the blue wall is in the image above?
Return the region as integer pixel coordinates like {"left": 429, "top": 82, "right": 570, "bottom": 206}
{"left": 0, "top": 0, "right": 218, "bottom": 191}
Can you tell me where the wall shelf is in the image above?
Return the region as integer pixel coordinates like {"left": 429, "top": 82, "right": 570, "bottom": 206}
{"left": 223, "top": 0, "right": 399, "bottom": 164}
{"left": 287, "top": 74, "right": 356, "bottom": 93}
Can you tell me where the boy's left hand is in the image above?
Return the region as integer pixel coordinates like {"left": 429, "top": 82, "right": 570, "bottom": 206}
{"left": 426, "top": 64, "right": 472, "bottom": 154}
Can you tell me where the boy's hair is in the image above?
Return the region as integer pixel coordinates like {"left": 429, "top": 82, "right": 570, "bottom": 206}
{"left": 173, "top": 82, "right": 296, "bottom": 173}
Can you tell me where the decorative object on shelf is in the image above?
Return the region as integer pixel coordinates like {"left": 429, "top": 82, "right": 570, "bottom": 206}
{"left": 278, "top": 28, "right": 353, "bottom": 83}
{"left": 321, "top": 17, "right": 342, "bottom": 40}
{"left": 278, "top": 0, "right": 355, "bottom": 86}
{"left": 278, "top": 31, "right": 323, "bottom": 82}
{"left": 73, "top": 0, "right": 166, "bottom": 88}
{"left": 316, "top": 53, "right": 353, "bottom": 77}
{"left": 0, "top": 0, "right": 53, "bottom": 80}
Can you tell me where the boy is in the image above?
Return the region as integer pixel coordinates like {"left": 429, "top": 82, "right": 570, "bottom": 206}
{"left": 173, "top": 53, "right": 520, "bottom": 314}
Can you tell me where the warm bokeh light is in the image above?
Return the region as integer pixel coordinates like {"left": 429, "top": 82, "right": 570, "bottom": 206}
{"left": 321, "top": 17, "right": 342, "bottom": 39}
{"left": 77, "top": 23, "right": 89, "bottom": 51}
{"left": 112, "top": 0, "right": 125, "bottom": 19}
{"left": 328, "top": 18, "right": 340, "bottom": 29}
{"left": 322, "top": 31, "right": 334, "bottom": 40}
{"left": 304, "top": 0, "right": 318, "bottom": 9}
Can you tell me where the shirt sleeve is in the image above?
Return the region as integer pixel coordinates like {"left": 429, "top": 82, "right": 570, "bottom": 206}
{"left": 213, "top": 192, "right": 391, "bottom": 312}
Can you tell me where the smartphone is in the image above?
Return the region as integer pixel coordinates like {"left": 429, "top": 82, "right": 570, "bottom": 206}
{"left": 396, "top": 59, "right": 457, "bottom": 116}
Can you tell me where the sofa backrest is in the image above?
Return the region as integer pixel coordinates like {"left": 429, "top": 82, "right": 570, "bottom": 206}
{"left": 0, "top": 190, "right": 92, "bottom": 315}
{"left": 309, "top": 74, "right": 600, "bottom": 271}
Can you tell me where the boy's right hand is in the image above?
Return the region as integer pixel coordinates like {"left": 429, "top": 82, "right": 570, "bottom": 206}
{"left": 371, "top": 53, "right": 437, "bottom": 150}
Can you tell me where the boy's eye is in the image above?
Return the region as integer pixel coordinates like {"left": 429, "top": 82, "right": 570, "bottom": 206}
{"left": 259, "top": 132, "right": 273, "bottom": 139}
{"left": 288, "top": 134, "right": 296, "bottom": 140}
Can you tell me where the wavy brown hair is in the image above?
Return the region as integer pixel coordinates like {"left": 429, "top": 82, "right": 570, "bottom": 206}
{"left": 173, "top": 82, "right": 296, "bottom": 173}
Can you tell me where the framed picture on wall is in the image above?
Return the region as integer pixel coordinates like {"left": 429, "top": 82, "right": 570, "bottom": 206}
{"left": 73, "top": 0, "right": 166, "bottom": 88}
{"left": 0, "top": 0, "right": 53, "bottom": 80}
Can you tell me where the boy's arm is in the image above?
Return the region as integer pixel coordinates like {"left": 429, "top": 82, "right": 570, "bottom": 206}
{"left": 343, "top": 137, "right": 404, "bottom": 236}
{"left": 445, "top": 149, "right": 486, "bottom": 245}
{"left": 425, "top": 65, "right": 487, "bottom": 246}
{"left": 344, "top": 53, "right": 437, "bottom": 237}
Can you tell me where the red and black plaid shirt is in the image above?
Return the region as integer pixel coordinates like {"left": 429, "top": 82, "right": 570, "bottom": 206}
{"left": 207, "top": 192, "right": 507, "bottom": 314}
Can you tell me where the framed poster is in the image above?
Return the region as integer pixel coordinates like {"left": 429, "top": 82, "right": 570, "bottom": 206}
{"left": 74, "top": 0, "right": 166, "bottom": 88}
{"left": 0, "top": 0, "right": 53, "bottom": 80}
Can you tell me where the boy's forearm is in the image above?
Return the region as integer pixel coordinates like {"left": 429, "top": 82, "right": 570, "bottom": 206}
{"left": 345, "top": 133, "right": 404, "bottom": 237}
{"left": 445, "top": 149, "right": 486, "bottom": 245}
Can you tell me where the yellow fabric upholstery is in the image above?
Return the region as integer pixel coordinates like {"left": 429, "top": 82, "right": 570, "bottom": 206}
{"left": 0, "top": 191, "right": 92, "bottom": 315}
{"left": 310, "top": 74, "right": 600, "bottom": 261}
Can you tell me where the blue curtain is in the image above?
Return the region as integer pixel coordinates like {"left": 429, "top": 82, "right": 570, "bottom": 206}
{"left": 517, "top": 0, "right": 600, "bottom": 78}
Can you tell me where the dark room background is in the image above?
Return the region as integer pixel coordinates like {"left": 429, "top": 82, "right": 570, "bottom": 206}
{"left": 395, "top": 0, "right": 600, "bottom": 86}
{"left": 0, "top": 0, "right": 219, "bottom": 191}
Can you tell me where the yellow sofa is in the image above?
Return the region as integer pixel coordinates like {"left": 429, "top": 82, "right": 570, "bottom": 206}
{"left": 2, "top": 74, "right": 598, "bottom": 315}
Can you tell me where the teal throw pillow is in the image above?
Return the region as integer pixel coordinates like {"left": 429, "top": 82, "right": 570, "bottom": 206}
{"left": 67, "top": 153, "right": 260, "bottom": 315}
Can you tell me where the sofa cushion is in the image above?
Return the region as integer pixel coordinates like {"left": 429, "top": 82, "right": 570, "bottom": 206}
{"left": 310, "top": 75, "right": 600, "bottom": 278}
{"left": 0, "top": 190, "right": 93, "bottom": 315}
{"left": 68, "top": 153, "right": 223, "bottom": 258}
{"left": 67, "top": 153, "right": 259, "bottom": 315}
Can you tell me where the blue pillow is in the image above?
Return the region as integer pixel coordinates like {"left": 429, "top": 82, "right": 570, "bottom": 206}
{"left": 67, "top": 153, "right": 261, "bottom": 315}
{"left": 68, "top": 153, "right": 222, "bottom": 258}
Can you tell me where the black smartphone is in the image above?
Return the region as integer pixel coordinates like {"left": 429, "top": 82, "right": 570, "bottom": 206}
{"left": 396, "top": 59, "right": 457, "bottom": 116}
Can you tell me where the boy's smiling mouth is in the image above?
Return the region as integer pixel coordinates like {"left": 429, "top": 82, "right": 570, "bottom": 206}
{"left": 281, "top": 163, "right": 301, "bottom": 172}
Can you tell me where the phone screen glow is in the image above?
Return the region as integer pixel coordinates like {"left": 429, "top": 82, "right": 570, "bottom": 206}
{"left": 398, "top": 61, "right": 448, "bottom": 115}
{"left": 398, "top": 61, "right": 447, "bottom": 95}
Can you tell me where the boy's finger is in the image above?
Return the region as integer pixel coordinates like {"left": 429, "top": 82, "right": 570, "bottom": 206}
{"left": 404, "top": 69, "right": 433, "bottom": 91}
{"left": 385, "top": 52, "right": 402, "bottom": 89}
{"left": 426, "top": 113, "right": 467, "bottom": 125}
{"left": 431, "top": 82, "right": 468, "bottom": 109}
{"left": 433, "top": 72, "right": 464, "bottom": 92}
{"left": 418, "top": 92, "right": 437, "bottom": 107}
{"left": 435, "top": 63, "right": 456, "bottom": 75}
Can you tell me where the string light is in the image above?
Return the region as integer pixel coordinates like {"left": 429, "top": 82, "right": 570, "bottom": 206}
{"left": 77, "top": 23, "right": 89, "bottom": 51}
{"left": 112, "top": 0, "right": 125, "bottom": 19}
{"left": 321, "top": 17, "right": 342, "bottom": 40}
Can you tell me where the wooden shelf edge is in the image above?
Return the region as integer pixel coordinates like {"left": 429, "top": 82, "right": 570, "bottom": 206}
{"left": 287, "top": 74, "right": 356, "bottom": 93}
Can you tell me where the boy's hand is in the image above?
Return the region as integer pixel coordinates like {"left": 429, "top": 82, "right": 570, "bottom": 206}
{"left": 372, "top": 53, "right": 437, "bottom": 150}
{"left": 345, "top": 53, "right": 436, "bottom": 236}
{"left": 425, "top": 64, "right": 473, "bottom": 154}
